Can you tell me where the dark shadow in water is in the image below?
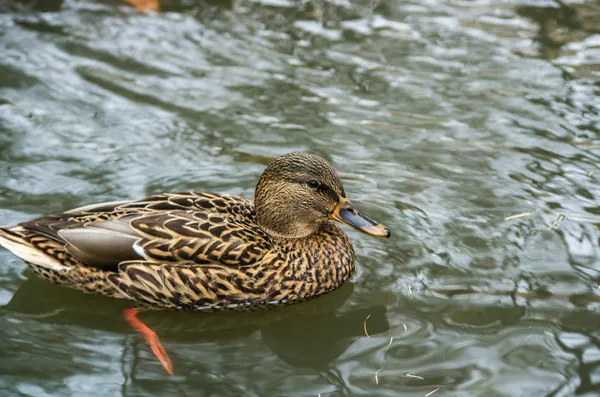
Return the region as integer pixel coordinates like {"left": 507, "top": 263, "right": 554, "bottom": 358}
{"left": 516, "top": 0, "right": 600, "bottom": 60}
{"left": 557, "top": 311, "right": 600, "bottom": 395}
{"left": 4, "top": 0, "right": 64, "bottom": 12}
{"left": 159, "top": 0, "right": 241, "bottom": 13}
{"left": 4, "top": 273, "right": 388, "bottom": 372}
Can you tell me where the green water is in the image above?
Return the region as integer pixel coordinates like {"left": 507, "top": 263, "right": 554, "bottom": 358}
{"left": 1, "top": 0, "right": 599, "bottom": 396}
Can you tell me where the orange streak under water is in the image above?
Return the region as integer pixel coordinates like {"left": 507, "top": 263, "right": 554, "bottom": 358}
{"left": 123, "top": 308, "right": 174, "bottom": 375}
{"left": 124, "top": 0, "right": 159, "bottom": 12}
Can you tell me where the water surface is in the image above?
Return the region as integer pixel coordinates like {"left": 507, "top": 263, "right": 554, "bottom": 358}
{"left": 1, "top": 0, "right": 600, "bottom": 396}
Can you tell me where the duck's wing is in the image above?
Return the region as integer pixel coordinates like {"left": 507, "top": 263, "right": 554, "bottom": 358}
{"left": 10, "top": 192, "right": 271, "bottom": 270}
{"left": 107, "top": 260, "right": 279, "bottom": 310}
{"left": 119, "top": 209, "right": 272, "bottom": 268}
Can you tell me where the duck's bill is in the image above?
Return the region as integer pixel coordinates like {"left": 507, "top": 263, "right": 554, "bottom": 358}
{"left": 329, "top": 200, "right": 390, "bottom": 238}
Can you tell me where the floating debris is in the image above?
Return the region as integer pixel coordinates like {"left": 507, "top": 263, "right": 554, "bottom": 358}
{"left": 408, "top": 285, "right": 414, "bottom": 299}
{"left": 364, "top": 314, "right": 371, "bottom": 337}
{"left": 23, "top": 308, "right": 66, "bottom": 319}
{"left": 375, "top": 368, "right": 383, "bottom": 385}
{"left": 548, "top": 214, "right": 564, "bottom": 230}
{"left": 589, "top": 171, "right": 594, "bottom": 177}
{"left": 425, "top": 387, "right": 440, "bottom": 397}
{"left": 403, "top": 324, "right": 408, "bottom": 332}
{"left": 504, "top": 211, "right": 536, "bottom": 221}
{"left": 385, "top": 337, "right": 394, "bottom": 351}
{"left": 405, "top": 373, "right": 424, "bottom": 380}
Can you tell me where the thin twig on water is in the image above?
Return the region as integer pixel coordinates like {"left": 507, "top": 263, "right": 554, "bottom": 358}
{"left": 504, "top": 211, "right": 535, "bottom": 221}
{"left": 375, "top": 368, "right": 383, "bottom": 385}
{"left": 363, "top": 315, "right": 371, "bottom": 337}
{"left": 385, "top": 337, "right": 394, "bottom": 351}
{"left": 548, "top": 214, "right": 564, "bottom": 230}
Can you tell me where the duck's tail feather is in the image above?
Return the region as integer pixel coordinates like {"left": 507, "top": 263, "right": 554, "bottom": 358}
{"left": 1, "top": 225, "right": 128, "bottom": 299}
{"left": 0, "top": 226, "right": 68, "bottom": 272}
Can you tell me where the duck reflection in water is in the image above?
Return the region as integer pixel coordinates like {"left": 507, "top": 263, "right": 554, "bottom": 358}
{"left": 6, "top": 275, "right": 389, "bottom": 372}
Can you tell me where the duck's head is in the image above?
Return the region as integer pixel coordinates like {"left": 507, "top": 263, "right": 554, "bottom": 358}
{"left": 254, "top": 152, "right": 390, "bottom": 239}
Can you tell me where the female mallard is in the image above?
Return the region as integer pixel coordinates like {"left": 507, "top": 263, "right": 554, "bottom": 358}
{"left": 0, "top": 152, "right": 389, "bottom": 372}
{"left": 1, "top": 152, "right": 389, "bottom": 308}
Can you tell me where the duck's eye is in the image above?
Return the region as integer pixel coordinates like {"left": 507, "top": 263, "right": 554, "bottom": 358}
{"left": 307, "top": 180, "right": 319, "bottom": 189}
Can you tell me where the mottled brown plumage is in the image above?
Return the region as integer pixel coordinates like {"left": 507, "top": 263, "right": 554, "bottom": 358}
{"left": 0, "top": 153, "right": 389, "bottom": 311}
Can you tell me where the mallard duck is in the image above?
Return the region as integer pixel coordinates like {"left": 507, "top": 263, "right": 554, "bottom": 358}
{"left": 0, "top": 152, "right": 389, "bottom": 373}
{"left": 0, "top": 152, "right": 389, "bottom": 311}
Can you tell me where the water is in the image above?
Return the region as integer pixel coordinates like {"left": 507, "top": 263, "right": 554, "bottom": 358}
{"left": 0, "top": 0, "right": 599, "bottom": 396}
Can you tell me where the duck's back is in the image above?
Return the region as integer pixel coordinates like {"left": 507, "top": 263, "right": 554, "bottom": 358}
{"left": 1, "top": 192, "right": 270, "bottom": 267}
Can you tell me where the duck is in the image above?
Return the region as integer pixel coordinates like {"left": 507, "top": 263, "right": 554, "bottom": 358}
{"left": 0, "top": 151, "right": 390, "bottom": 310}
{"left": 0, "top": 152, "right": 389, "bottom": 373}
